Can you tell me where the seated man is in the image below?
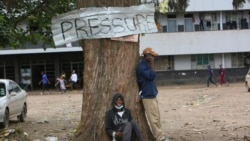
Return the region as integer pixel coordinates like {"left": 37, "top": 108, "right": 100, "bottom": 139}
{"left": 105, "top": 93, "right": 144, "bottom": 141}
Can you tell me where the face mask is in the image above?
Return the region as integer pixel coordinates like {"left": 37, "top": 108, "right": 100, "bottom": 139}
{"left": 114, "top": 105, "right": 124, "bottom": 110}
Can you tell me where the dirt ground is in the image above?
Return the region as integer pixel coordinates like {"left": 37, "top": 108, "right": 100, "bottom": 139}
{"left": 7, "top": 82, "right": 250, "bottom": 141}
{"left": 9, "top": 90, "right": 82, "bottom": 141}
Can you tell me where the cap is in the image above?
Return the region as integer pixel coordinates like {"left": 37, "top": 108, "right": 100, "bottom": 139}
{"left": 142, "top": 47, "right": 158, "bottom": 56}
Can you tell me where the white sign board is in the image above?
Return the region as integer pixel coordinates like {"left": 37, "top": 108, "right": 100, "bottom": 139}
{"left": 111, "top": 35, "right": 139, "bottom": 42}
{"left": 51, "top": 4, "right": 157, "bottom": 46}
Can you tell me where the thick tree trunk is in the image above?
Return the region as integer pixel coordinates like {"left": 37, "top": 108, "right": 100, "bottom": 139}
{"left": 71, "top": 1, "right": 154, "bottom": 141}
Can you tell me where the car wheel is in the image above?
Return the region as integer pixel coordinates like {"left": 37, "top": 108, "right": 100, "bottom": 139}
{"left": 0, "top": 109, "right": 9, "bottom": 129}
{"left": 18, "top": 104, "right": 27, "bottom": 122}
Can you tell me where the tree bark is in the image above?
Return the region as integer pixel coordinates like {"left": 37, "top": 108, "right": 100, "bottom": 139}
{"left": 71, "top": 0, "right": 154, "bottom": 141}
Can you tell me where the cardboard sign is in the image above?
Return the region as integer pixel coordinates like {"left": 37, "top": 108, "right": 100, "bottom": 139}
{"left": 51, "top": 4, "right": 157, "bottom": 46}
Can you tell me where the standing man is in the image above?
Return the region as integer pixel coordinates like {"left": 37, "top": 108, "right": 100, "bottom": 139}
{"left": 39, "top": 71, "right": 50, "bottom": 95}
{"left": 136, "top": 47, "right": 169, "bottom": 141}
{"left": 207, "top": 65, "right": 217, "bottom": 87}
{"left": 70, "top": 70, "right": 78, "bottom": 90}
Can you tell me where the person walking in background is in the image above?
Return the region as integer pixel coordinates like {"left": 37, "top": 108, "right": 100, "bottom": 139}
{"left": 70, "top": 70, "right": 77, "bottom": 90}
{"left": 55, "top": 71, "right": 67, "bottom": 91}
{"left": 207, "top": 65, "right": 217, "bottom": 87}
{"left": 60, "top": 71, "right": 66, "bottom": 80}
{"left": 55, "top": 76, "right": 67, "bottom": 93}
{"left": 219, "top": 64, "right": 228, "bottom": 87}
{"left": 136, "top": 47, "right": 169, "bottom": 141}
{"left": 39, "top": 71, "right": 50, "bottom": 95}
{"left": 105, "top": 93, "right": 144, "bottom": 141}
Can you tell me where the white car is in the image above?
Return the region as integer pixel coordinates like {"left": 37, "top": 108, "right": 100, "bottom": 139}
{"left": 245, "top": 68, "right": 250, "bottom": 92}
{"left": 0, "top": 79, "right": 28, "bottom": 128}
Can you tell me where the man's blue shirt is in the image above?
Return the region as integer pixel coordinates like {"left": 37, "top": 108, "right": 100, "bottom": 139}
{"left": 136, "top": 59, "right": 158, "bottom": 99}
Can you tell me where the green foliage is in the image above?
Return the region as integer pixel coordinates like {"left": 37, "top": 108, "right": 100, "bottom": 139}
{"left": 167, "top": 0, "right": 189, "bottom": 13}
{"left": 232, "top": 0, "right": 246, "bottom": 9}
{"left": 158, "top": 0, "right": 168, "bottom": 14}
{"left": 0, "top": 0, "right": 76, "bottom": 48}
{"left": 155, "top": 0, "right": 189, "bottom": 23}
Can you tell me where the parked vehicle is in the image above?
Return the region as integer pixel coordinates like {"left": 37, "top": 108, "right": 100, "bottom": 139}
{"left": 0, "top": 79, "right": 28, "bottom": 128}
{"left": 245, "top": 69, "right": 250, "bottom": 92}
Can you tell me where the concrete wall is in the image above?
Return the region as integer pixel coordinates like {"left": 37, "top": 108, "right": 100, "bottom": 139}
{"left": 140, "top": 30, "right": 250, "bottom": 56}
{"left": 155, "top": 67, "right": 249, "bottom": 86}
{"left": 172, "top": 54, "right": 234, "bottom": 71}
{"left": 174, "top": 55, "right": 191, "bottom": 70}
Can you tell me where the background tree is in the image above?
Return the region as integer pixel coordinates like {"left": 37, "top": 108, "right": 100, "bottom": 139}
{"left": 167, "top": 0, "right": 189, "bottom": 13}
{"left": 0, "top": 0, "right": 76, "bottom": 48}
{"left": 232, "top": 0, "right": 245, "bottom": 9}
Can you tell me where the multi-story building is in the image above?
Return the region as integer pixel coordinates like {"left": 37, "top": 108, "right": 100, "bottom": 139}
{"left": 1, "top": 0, "right": 250, "bottom": 88}
{"left": 140, "top": 0, "right": 250, "bottom": 85}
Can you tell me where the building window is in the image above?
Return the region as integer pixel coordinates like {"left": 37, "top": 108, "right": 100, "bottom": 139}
{"left": 167, "top": 14, "right": 177, "bottom": 32}
{"left": 191, "top": 54, "right": 214, "bottom": 69}
{"left": 155, "top": 56, "right": 174, "bottom": 71}
{"left": 199, "top": 12, "right": 218, "bottom": 31}
{"left": 184, "top": 14, "right": 194, "bottom": 32}
{"left": 225, "top": 11, "right": 244, "bottom": 30}
{"left": 5, "top": 65, "right": 15, "bottom": 81}
{"left": 231, "top": 52, "right": 250, "bottom": 68}
{"left": 184, "top": 18, "right": 194, "bottom": 32}
{"left": 168, "top": 20, "right": 177, "bottom": 32}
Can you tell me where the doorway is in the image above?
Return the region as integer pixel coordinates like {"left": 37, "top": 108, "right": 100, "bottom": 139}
{"left": 32, "top": 65, "right": 44, "bottom": 89}
{"left": 0, "top": 67, "right": 4, "bottom": 78}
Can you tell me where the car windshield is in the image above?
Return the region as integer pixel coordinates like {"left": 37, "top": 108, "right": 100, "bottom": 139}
{"left": 9, "top": 82, "right": 21, "bottom": 93}
{"left": 0, "top": 83, "right": 6, "bottom": 96}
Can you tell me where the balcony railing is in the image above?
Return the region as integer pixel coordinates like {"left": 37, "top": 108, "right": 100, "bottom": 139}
{"left": 158, "top": 20, "right": 250, "bottom": 33}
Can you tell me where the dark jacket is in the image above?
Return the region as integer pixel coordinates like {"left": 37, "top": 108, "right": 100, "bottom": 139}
{"left": 105, "top": 94, "right": 133, "bottom": 139}
{"left": 136, "top": 59, "right": 158, "bottom": 99}
{"left": 208, "top": 68, "right": 214, "bottom": 77}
